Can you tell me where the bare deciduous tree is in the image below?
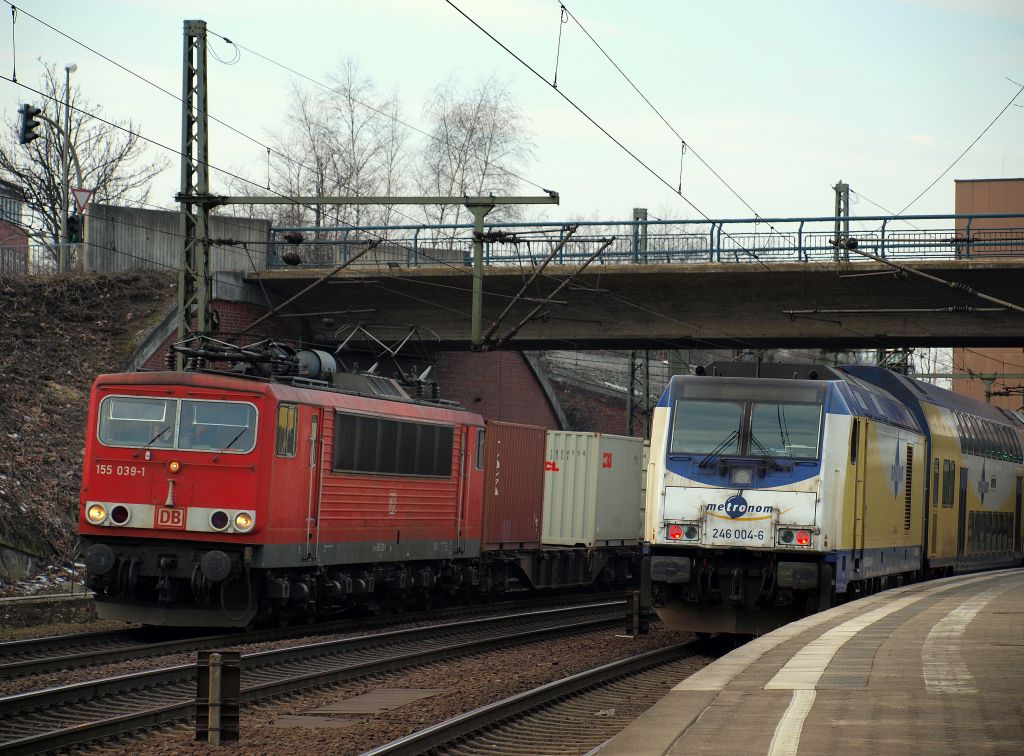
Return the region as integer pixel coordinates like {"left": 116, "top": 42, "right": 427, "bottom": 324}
{"left": 416, "top": 75, "right": 535, "bottom": 229}
{"left": 0, "top": 62, "right": 170, "bottom": 254}
{"left": 232, "top": 59, "right": 410, "bottom": 236}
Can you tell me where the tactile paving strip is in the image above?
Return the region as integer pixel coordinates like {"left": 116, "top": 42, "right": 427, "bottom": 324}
{"left": 817, "top": 593, "right": 945, "bottom": 690}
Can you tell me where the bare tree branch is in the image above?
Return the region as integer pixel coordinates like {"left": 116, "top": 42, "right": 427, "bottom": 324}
{"left": 0, "top": 62, "right": 170, "bottom": 258}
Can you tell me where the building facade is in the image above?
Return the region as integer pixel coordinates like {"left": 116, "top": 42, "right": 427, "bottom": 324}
{"left": 953, "top": 178, "right": 1024, "bottom": 409}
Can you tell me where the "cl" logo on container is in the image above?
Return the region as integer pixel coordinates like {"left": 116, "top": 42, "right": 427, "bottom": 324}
{"left": 544, "top": 461, "right": 560, "bottom": 472}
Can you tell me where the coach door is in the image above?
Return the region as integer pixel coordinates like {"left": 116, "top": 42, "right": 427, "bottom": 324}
{"left": 852, "top": 419, "right": 868, "bottom": 570}
{"left": 1015, "top": 476, "right": 1022, "bottom": 555}
{"left": 956, "top": 466, "right": 969, "bottom": 566}
{"left": 454, "top": 426, "right": 470, "bottom": 555}
{"left": 304, "top": 409, "right": 324, "bottom": 560}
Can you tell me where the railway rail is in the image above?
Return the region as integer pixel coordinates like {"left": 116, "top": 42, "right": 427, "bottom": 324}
{"left": 365, "top": 639, "right": 725, "bottom": 755}
{"left": 0, "top": 592, "right": 615, "bottom": 682}
{"left": 0, "top": 600, "right": 624, "bottom": 755}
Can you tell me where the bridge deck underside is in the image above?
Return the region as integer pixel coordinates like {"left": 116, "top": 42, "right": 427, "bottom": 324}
{"left": 251, "top": 259, "right": 1024, "bottom": 350}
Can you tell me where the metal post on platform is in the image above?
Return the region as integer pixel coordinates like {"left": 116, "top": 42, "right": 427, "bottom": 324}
{"left": 196, "top": 650, "right": 241, "bottom": 744}
{"left": 208, "top": 652, "right": 222, "bottom": 746}
{"left": 626, "top": 589, "right": 649, "bottom": 636}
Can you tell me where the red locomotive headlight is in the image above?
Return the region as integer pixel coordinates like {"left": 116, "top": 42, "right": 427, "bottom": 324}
{"left": 167, "top": 460, "right": 181, "bottom": 474}
{"left": 210, "top": 510, "right": 230, "bottom": 531}
{"left": 668, "top": 524, "right": 684, "bottom": 540}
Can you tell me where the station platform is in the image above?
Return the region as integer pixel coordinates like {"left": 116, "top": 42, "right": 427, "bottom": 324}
{"left": 600, "top": 568, "right": 1024, "bottom": 755}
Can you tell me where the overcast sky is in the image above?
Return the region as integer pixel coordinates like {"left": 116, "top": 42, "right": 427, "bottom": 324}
{"left": 2, "top": 0, "right": 1022, "bottom": 224}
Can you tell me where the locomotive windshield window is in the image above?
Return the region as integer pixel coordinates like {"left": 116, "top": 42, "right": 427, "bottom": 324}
{"left": 98, "top": 396, "right": 175, "bottom": 449}
{"left": 750, "top": 402, "right": 822, "bottom": 459}
{"left": 670, "top": 384, "right": 824, "bottom": 460}
{"left": 178, "top": 400, "right": 257, "bottom": 453}
{"left": 670, "top": 399, "right": 742, "bottom": 455}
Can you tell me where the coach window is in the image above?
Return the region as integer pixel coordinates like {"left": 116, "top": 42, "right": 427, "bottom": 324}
{"left": 942, "top": 460, "right": 954, "bottom": 508}
{"left": 963, "top": 415, "right": 975, "bottom": 456}
{"left": 983, "top": 421, "right": 998, "bottom": 458}
{"left": 276, "top": 404, "right": 298, "bottom": 457}
{"left": 932, "top": 458, "right": 939, "bottom": 508}
{"left": 998, "top": 425, "right": 1014, "bottom": 461}
{"left": 953, "top": 413, "right": 967, "bottom": 455}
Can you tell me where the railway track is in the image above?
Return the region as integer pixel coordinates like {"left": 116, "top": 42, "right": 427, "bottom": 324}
{"left": 0, "top": 600, "right": 625, "bottom": 755}
{"left": 0, "top": 592, "right": 617, "bottom": 682}
{"left": 365, "top": 638, "right": 726, "bottom": 755}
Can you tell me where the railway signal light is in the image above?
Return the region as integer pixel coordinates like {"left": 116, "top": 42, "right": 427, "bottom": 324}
{"left": 18, "top": 103, "right": 42, "bottom": 145}
{"left": 67, "top": 213, "right": 82, "bottom": 243}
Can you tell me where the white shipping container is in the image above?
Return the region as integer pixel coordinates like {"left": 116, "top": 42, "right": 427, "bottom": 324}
{"left": 542, "top": 431, "right": 645, "bottom": 547}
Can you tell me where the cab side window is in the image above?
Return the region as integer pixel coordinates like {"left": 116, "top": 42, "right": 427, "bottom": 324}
{"left": 277, "top": 404, "right": 298, "bottom": 457}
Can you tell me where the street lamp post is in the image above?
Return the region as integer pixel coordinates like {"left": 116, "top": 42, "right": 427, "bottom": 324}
{"left": 59, "top": 63, "right": 77, "bottom": 273}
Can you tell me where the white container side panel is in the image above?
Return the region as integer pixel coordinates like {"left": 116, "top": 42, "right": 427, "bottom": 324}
{"left": 596, "top": 435, "right": 645, "bottom": 544}
{"left": 542, "top": 431, "right": 643, "bottom": 547}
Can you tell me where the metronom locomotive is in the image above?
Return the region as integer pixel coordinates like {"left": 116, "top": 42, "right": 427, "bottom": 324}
{"left": 78, "top": 341, "right": 643, "bottom": 627}
{"left": 643, "top": 362, "right": 1024, "bottom": 635}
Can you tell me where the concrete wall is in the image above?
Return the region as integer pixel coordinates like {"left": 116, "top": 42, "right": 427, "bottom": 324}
{"left": 83, "top": 204, "right": 271, "bottom": 274}
{"left": 953, "top": 178, "right": 1024, "bottom": 410}
{"left": 0, "top": 218, "right": 29, "bottom": 274}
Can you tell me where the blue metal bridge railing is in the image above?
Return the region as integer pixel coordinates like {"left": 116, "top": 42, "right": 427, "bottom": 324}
{"left": 267, "top": 213, "right": 1024, "bottom": 270}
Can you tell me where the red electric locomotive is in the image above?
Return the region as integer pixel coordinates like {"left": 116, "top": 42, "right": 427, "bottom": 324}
{"left": 78, "top": 342, "right": 638, "bottom": 626}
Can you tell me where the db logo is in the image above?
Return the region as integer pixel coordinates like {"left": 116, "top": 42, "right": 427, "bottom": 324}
{"left": 544, "top": 461, "right": 560, "bottom": 472}
{"left": 156, "top": 507, "right": 185, "bottom": 529}
{"left": 602, "top": 452, "right": 613, "bottom": 469}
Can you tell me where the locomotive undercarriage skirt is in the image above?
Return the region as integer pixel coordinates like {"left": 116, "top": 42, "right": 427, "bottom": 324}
{"left": 79, "top": 535, "right": 641, "bottom": 627}
{"left": 93, "top": 596, "right": 258, "bottom": 627}
{"left": 645, "top": 549, "right": 832, "bottom": 635}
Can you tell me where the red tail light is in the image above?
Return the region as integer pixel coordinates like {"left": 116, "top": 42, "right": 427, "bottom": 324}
{"left": 795, "top": 530, "right": 811, "bottom": 546}
{"left": 668, "top": 524, "right": 683, "bottom": 540}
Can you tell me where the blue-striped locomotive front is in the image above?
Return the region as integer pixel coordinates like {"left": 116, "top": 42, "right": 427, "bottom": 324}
{"left": 643, "top": 373, "right": 852, "bottom": 635}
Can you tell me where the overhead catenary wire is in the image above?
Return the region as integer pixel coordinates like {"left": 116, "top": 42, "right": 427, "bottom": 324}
{"left": 443, "top": 0, "right": 774, "bottom": 272}
{"left": 557, "top": 1, "right": 786, "bottom": 234}
{"left": 894, "top": 82, "right": 1024, "bottom": 217}
{"left": 2, "top": 67, "right": 1007, "bottom": 370}
{"left": 2, "top": 7, "right": 991, "bottom": 366}
{"left": 1, "top": 0, "right": 554, "bottom": 237}
{"left": 0, "top": 2, "right": 852, "bottom": 353}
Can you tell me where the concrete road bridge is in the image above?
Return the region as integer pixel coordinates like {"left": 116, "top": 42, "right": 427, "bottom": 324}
{"left": 243, "top": 213, "right": 1024, "bottom": 351}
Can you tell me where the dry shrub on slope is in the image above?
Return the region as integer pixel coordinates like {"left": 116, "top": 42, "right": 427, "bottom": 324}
{"left": 0, "top": 272, "right": 175, "bottom": 564}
